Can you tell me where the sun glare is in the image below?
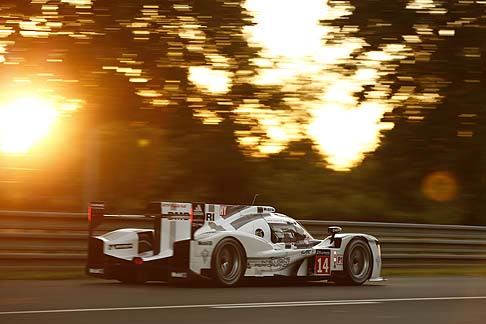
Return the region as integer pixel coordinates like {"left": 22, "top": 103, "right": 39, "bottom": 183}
{"left": 181, "top": 0, "right": 401, "bottom": 170}
{"left": 61, "top": 0, "right": 93, "bottom": 7}
{"left": 0, "top": 97, "right": 58, "bottom": 154}
{"left": 189, "top": 66, "right": 232, "bottom": 94}
{"left": 238, "top": 0, "right": 407, "bottom": 170}
{"left": 309, "top": 102, "right": 394, "bottom": 171}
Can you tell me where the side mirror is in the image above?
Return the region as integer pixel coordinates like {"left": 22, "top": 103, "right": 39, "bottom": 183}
{"left": 327, "top": 226, "right": 342, "bottom": 243}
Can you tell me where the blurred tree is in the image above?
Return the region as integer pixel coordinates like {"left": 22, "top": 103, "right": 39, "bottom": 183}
{"left": 1, "top": 0, "right": 485, "bottom": 224}
{"left": 342, "top": 0, "right": 486, "bottom": 224}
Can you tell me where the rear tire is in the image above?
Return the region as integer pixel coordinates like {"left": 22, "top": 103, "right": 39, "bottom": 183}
{"left": 334, "top": 238, "right": 372, "bottom": 286}
{"left": 212, "top": 238, "right": 246, "bottom": 287}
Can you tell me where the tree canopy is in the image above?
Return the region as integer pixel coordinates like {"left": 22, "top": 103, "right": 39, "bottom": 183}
{"left": 0, "top": 0, "right": 485, "bottom": 224}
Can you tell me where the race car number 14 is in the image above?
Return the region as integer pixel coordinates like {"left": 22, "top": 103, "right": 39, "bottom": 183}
{"left": 314, "top": 255, "right": 331, "bottom": 275}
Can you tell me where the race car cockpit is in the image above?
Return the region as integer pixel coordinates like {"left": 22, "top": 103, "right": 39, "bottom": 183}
{"left": 268, "top": 220, "right": 312, "bottom": 244}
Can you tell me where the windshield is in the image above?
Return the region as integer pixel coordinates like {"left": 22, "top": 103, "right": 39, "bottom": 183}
{"left": 268, "top": 221, "right": 313, "bottom": 244}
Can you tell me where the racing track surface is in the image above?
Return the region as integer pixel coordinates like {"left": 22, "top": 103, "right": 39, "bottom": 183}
{"left": 1, "top": 277, "right": 486, "bottom": 324}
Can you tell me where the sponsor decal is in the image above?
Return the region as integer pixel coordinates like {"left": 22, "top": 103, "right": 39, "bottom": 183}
{"left": 301, "top": 249, "right": 313, "bottom": 255}
{"left": 167, "top": 212, "right": 190, "bottom": 219}
{"left": 170, "top": 272, "right": 188, "bottom": 278}
{"left": 332, "top": 250, "right": 343, "bottom": 267}
{"left": 220, "top": 205, "right": 227, "bottom": 217}
{"left": 206, "top": 212, "right": 215, "bottom": 221}
{"left": 108, "top": 243, "right": 133, "bottom": 250}
{"left": 336, "top": 255, "right": 343, "bottom": 265}
{"left": 247, "top": 257, "right": 290, "bottom": 271}
{"left": 192, "top": 203, "right": 205, "bottom": 223}
{"left": 255, "top": 228, "right": 264, "bottom": 238}
{"left": 256, "top": 206, "right": 275, "bottom": 213}
{"left": 201, "top": 249, "right": 209, "bottom": 264}
{"left": 272, "top": 257, "right": 290, "bottom": 269}
{"left": 193, "top": 203, "right": 204, "bottom": 216}
{"left": 198, "top": 241, "right": 212, "bottom": 246}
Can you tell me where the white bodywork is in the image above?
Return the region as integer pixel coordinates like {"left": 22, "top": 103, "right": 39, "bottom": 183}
{"left": 89, "top": 202, "right": 384, "bottom": 283}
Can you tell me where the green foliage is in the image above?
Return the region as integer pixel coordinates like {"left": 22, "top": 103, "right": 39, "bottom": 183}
{"left": 1, "top": 0, "right": 485, "bottom": 225}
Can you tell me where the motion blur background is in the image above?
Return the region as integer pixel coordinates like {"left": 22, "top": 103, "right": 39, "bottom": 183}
{"left": 0, "top": 0, "right": 485, "bottom": 225}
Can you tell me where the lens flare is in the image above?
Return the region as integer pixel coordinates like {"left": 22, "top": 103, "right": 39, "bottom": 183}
{"left": 422, "top": 171, "right": 458, "bottom": 202}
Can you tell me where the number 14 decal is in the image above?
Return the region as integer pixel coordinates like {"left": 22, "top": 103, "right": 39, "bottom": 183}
{"left": 314, "top": 255, "right": 331, "bottom": 275}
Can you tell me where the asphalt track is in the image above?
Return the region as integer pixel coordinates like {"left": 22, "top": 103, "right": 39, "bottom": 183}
{"left": 1, "top": 277, "right": 486, "bottom": 324}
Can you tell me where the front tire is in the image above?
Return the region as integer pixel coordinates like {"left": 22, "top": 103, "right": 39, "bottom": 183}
{"left": 212, "top": 238, "right": 246, "bottom": 287}
{"left": 335, "top": 238, "right": 372, "bottom": 286}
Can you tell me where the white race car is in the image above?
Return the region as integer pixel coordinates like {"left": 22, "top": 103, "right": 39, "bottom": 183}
{"left": 86, "top": 202, "right": 384, "bottom": 286}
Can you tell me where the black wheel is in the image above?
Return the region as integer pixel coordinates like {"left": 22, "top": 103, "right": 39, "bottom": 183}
{"left": 212, "top": 238, "right": 246, "bottom": 287}
{"left": 335, "top": 238, "right": 372, "bottom": 286}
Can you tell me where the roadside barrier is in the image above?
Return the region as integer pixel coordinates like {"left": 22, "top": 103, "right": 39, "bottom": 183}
{"left": 0, "top": 210, "right": 485, "bottom": 271}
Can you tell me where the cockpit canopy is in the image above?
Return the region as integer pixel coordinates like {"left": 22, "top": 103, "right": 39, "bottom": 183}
{"left": 264, "top": 213, "right": 313, "bottom": 244}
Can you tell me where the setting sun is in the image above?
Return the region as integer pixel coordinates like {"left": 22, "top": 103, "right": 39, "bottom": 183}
{"left": 0, "top": 97, "right": 58, "bottom": 154}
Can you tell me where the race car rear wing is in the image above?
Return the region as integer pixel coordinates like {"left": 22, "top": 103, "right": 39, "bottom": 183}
{"left": 87, "top": 201, "right": 205, "bottom": 239}
{"left": 88, "top": 201, "right": 195, "bottom": 224}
